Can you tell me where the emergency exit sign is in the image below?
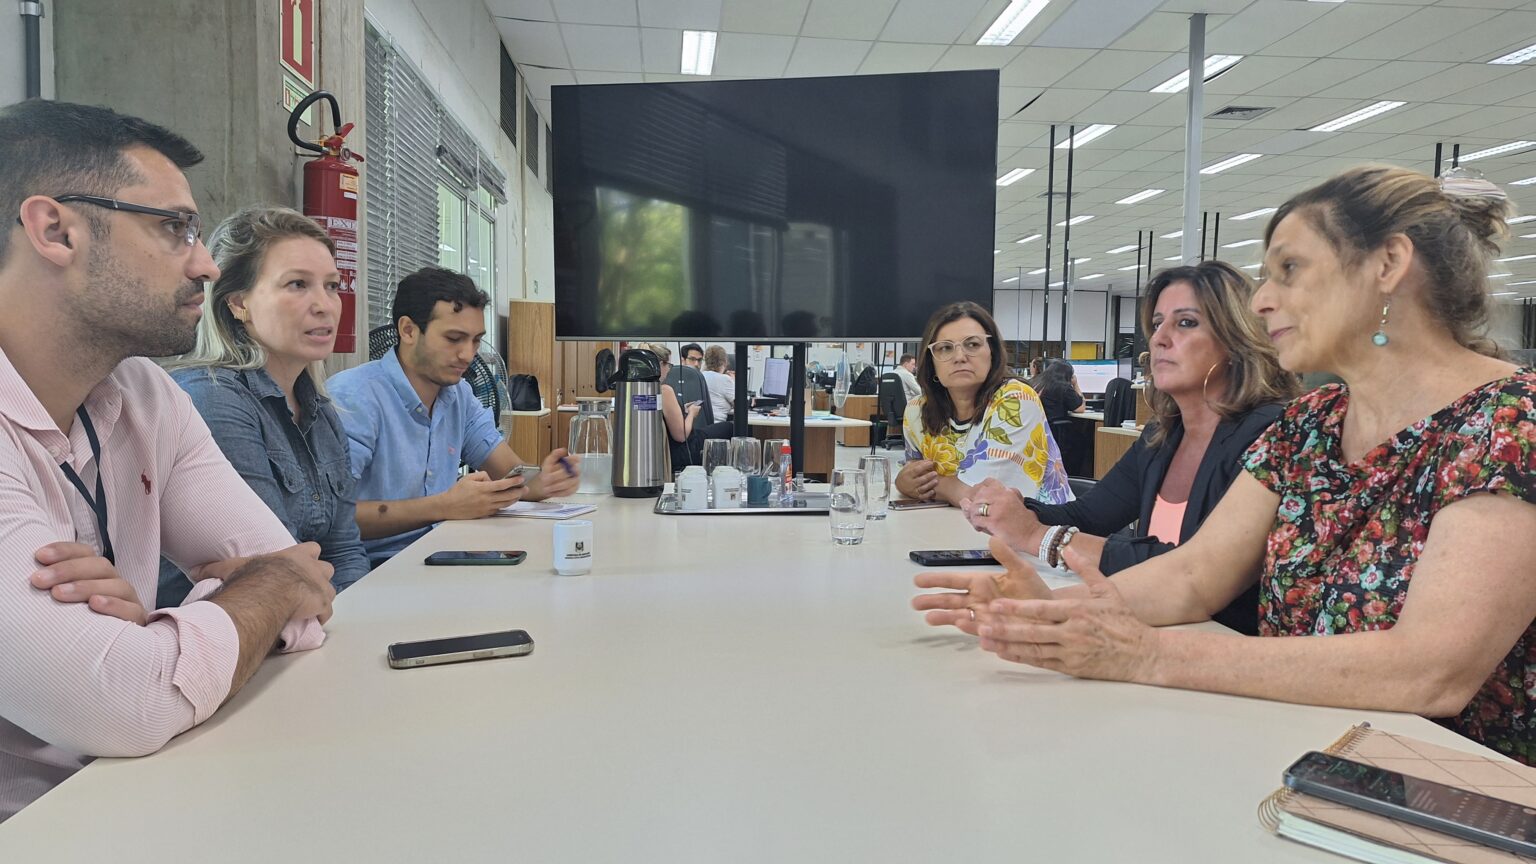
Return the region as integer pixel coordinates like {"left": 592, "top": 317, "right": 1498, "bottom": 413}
{"left": 280, "top": 0, "right": 316, "bottom": 88}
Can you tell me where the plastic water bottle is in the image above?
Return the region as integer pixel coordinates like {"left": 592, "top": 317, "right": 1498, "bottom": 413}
{"left": 778, "top": 442, "right": 794, "bottom": 506}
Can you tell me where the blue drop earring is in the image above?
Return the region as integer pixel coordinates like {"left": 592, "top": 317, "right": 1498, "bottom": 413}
{"left": 1371, "top": 299, "right": 1391, "bottom": 347}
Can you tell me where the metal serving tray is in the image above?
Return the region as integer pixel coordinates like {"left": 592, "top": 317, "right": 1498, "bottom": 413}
{"left": 653, "top": 491, "right": 831, "bottom": 515}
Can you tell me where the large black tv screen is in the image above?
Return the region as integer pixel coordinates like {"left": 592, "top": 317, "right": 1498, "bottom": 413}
{"left": 552, "top": 70, "right": 998, "bottom": 341}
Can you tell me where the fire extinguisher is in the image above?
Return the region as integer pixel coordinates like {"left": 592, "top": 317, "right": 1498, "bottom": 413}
{"left": 289, "top": 90, "right": 364, "bottom": 354}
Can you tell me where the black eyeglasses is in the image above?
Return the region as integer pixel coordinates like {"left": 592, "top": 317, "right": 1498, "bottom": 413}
{"left": 16, "top": 194, "right": 203, "bottom": 248}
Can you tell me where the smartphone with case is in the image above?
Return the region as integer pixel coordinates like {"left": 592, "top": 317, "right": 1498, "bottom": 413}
{"left": 909, "top": 549, "right": 1001, "bottom": 567}
{"left": 890, "top": 498, "right": 949, "bottom": 511}
{"left": 387, "top": 629, "right": 534, "bottom": 669}
{"left": 1283, "top": 750, "right": 1536, "bottom": 856}
{"left": 503, "top": 463, "right": 542, "bottom": 481}
{"left": 423, "top": 550, "right": 527, "bottom": 566}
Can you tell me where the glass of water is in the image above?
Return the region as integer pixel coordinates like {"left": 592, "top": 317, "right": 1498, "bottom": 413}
{"left": 702, "top": 439, "right": 730, "bottom": 476}
{"left": 859, "top": 455, "right": 891, "bottom": 520}
{"left": 829, "top": 468, "right": 867, "bottom": 545}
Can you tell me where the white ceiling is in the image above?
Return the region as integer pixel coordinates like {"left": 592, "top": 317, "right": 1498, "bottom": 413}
{"left": 489, "top": 0, "right": 1536, "bottom": 298}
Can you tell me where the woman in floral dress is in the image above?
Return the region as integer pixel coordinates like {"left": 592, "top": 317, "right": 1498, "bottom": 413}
{"left": 895, "top": 301, "right": 1071, "bottom": 507}
{"left": 915, "top": 165, "right": 1536, "bottom": 763}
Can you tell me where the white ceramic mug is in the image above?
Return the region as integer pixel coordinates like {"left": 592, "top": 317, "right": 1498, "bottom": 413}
{"left": 553, "top": 519, "right": 594, "bottom": 576}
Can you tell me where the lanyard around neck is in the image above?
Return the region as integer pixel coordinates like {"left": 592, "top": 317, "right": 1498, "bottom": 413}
{"left": 57, "top": 407, "right": 114, "bottom": 565}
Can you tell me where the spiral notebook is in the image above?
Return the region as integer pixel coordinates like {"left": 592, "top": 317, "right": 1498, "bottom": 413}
{"left": 1258, "top": 723, "right": 1536, "bottom": 864}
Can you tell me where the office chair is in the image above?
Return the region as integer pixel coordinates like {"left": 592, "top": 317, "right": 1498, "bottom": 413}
{"left": 1049, "top": 418, "right": 1091, "bottom": 480}
{"left": 1068, "top": 477, "right": 1098, "bottom": 499}
{"left": 366, "top": 324, "right": 398, "bottom": 362}
{"left": 1102, "top": 378, "right": 1134, "bottom": 428}
{"left": 869, "top": 372, "right": 907, "bottom": 453}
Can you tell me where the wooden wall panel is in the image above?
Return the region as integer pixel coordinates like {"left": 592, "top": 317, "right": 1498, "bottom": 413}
{"left": 507, "top": 300, "right": 555, "bottom": 407}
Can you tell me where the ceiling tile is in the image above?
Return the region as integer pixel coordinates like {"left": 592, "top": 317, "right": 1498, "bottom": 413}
{"left": 572, "top": 70, "right": 647, "bottom": 85}
{"left": 1442, "top": 67, "right": 1535, "bottom": 107}
{"left": 1382, "top": 63, "right": 1530, "bottom": 103}
{"left": 520, "top": 66, "right": 577, "bottom": 102}
{"left": 783, "top": 37, "right": 873, "bottom": 76}
{"left": 1202, "top": 56, "right": 1315, "bottom": 96}
{"left": 999, "top": 86, "right": 1045, "bottom": 118}
{"left": 1206, "top": 0, "right": 1333, "bottom": 55}
{"left": 721, "top": 0, "right": 809, "bottom": 35}
{"left": 1052, "top": 50, "right": 1174, "bottom": 90}
{"left": 1009, "top": 88, "right": 1112, "bottom": 122}
{"left": 639, "top": 27, "right": 683, "bottom": 73}
{"left": 1246, "top": 58, "right": 1384, "bottom": 98}
{"left": 1078, "top": 90, "right": 1166, "bottom": 124}
{"left": 495, "top": 18, "right": 570, "bottom": 68}
{"left": 560, "top": 24, "right": 644, "bottom": 72}
{"left": 1263, "top": 3, "right": 1418, "bottom": 57}
{"left": 553, "top": 0, "right": 639, "bottom": 26}
{"left": 857, "top": 41, "right": 947, "bottom": 74}
{"left": 638, "top": 0, "right": 723, "bottom": 30}
{"left": 879, "top": 0, "right": 992, "bottom": 44}
{"left": 713, "top": 32, "right": 798, "bottom": 77}
{"left": 931, "top": 45, "right": 1024, "bottom": 71}
{"left": 1034, "top": 0, "right": 1163, "bottom": 49}
{"left": 1411, "top": 11, "right": 1536, "bottom": 62}
{"left": 1334, "top": 5, "right": 1501, "bottom": 60}
{"left": 1313, "top": 60, "right": 1451, "bottom": 100}
{"left": 800, "top": 0, "right": 899, "bottom": 40}
{"left": 1109, "top": 12, "right": 1192, "bottom": 51}
{"left": 486, "top": 0, "right": 557, "bottom": 21}
{"left": 1346, "top": 101, "right": 1481, "bottom": 135}
{"left": 1000, "top": 46, "right": 1098, "bottom": 88}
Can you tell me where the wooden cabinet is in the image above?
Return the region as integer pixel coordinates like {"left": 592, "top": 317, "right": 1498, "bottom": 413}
{"left": 837, "top": 394, "right": 877, "bottom": 446}
{"left": 507, "top": 409, "right": 553, "bottom": 465}
{"left": 1094, "top": 426, "right": 1140, "bottom": 479}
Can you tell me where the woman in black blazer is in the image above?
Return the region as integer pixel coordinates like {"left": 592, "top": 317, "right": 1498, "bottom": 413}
{"left": 962, "top": 261, "right": 1299, "bottom": 634}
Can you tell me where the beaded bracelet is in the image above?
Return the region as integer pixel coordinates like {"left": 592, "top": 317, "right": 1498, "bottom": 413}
{"left": 1047, "top": 526, "right": 1079, "bottom": 569}
{"left": 1038, "top": 525, "right": 1062, "bottom": 562}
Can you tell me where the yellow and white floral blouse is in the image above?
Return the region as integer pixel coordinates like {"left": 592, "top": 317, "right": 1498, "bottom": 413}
{"left": 902, "top": 379, "right": 1073, "bottom": 503}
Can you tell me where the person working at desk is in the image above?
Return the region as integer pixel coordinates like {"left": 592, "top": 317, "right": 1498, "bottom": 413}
{"left": 1032, "top": 360, "right": 1087, "bottom": 421}
{"left": 894, "top": 302, "right": 1072, "bottom": 507}
{"left": 0, "top": 100, "right": 333, "bottom": 821}
{"left": 915, "top": 165, "right": 1536, "bottom": 763}
{"left": 327, "top": 268, "right": 580, "bottom": 566}
{"left": 959, "top": 261, "right": 1297, "bottom": 634}
{"left": 893, "top": 352, "right": 921, "bottom": 403}
{"left": 158, "top": 206, "right": 371, "bottom": 606}
{"left": 702, "top": 345, "right": 735, "bottom": 421}
{"left": 636, "top": 342, "right": 704, "bottom": 467}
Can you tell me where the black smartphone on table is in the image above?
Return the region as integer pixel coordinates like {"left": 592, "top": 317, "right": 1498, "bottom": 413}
{"left": 423, "top": 550, "right": 527, "bottom": 566}
{"left": 387, "top": 629, "right": 535, "bottom": 669}
{"left": 1283, "top": 750, "right": 1536, "bottom": 856}
{"left": 909, "top": 549, "right": 1001, "bottom": 567}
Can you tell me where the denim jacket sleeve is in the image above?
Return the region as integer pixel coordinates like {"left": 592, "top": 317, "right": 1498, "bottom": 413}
{"left": 176, "top": 370, "right": 296, "bottom": 535}
{"left": 315, "top": 405, "right": 371, "bottom": 590}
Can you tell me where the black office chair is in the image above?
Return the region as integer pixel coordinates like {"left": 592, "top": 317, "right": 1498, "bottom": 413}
{"left": 366, "top": 324, "right": 398, "bottom": 362}
{"left": 869, "top": 372, "right": 907, "bottom": 453}
{"left": 1102, "top": 378, "right": 1134, "bottom": 428}
{"left": 1068, "top": 477, "right": 1097, "bottom": 499}
{"left": 1050, "top": 418, "right": 1092, "bottom": 479}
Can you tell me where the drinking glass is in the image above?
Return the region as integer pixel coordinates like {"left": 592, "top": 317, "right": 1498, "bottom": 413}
{"left": 702, "top": 439, "right": 730, "bottom": 476}
{"left": 728, "top": 436, "right": 759, "bottom": 473}
{"left": 858, "top": 455, "right": 891, "bottom": 520}
{"left": 829, "top": 468, "right": 867, "bottom": 545}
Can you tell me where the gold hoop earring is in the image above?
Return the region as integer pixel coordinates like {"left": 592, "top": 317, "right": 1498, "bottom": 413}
{"left": 1201, "top": 361, "right": 1229, "bottom": 404}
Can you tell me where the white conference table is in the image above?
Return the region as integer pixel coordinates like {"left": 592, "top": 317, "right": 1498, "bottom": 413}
{"left": 0, "top": 496, "right": 1499, "bottom": 862}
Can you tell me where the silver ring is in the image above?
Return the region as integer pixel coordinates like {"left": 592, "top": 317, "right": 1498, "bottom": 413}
{"left": 968, "top": 608, "right": 977, "bottom": 622}
{"left": 977, "top": 502, "right": 990, "bottom": 517}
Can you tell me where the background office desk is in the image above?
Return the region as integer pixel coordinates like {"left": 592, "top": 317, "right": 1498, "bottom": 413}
{"left": 747, "top": 414, "right": 872, "bottom": 479}
{"left": 1095, "top": 425, "right": 1143, "bottom": 479}
{"left": 0, "top": 499, "right": 1497, "bottom": 862}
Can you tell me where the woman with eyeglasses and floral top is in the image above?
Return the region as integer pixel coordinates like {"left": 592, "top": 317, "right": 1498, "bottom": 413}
{"left": 894, "top": 301, "right": 1072, "bottom": 508}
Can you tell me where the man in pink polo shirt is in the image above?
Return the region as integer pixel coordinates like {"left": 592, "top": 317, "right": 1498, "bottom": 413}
{"left": 0, "top": 100, "right": 336, "bottom": 822}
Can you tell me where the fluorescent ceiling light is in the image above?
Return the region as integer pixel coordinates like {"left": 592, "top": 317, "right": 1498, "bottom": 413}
{"left": 1489, "top": 42, "right": 1536, "bottom": 65}
{"left": 1241, "top": 263, "right": 1261, "bottom": 269}
{"left": 1201, "top": 153, "right": 1262, "bottom": 174}
{"left": 1029, "top": 268, "right": 1048, "bottom": 275}
{"left": 681, "top": 30, "right": 716, "bottom": 75}
{"left": 1223, "top": 238, "right": 1262, "bottom": 248}
{"left": 1498, "top": 254, "right": 1536, "bottom": 262}
{"left": 1081, "top": 273, "right": 1104, "bottom": 280}
{"left": 1507, "top": 215, "right": 1536, "bottom": 224}
{"left": 1460, "top": 141, "right": 1536, "bottom": 162}
{"left": 1511, "top": 176, "right": 1536, "bottom": 186}
{"left": 1107, "top": 244, "right": 1139, "bottom": 254}
{"left": 1522, "top": 233, "right": 1536, "bottom": 239}
{"left": 1492, "top": 291, "right": 1518, "bottom": 296}
{"left": 1161, "top": 230, "right": 1183, "bottom": 239}
{"left": 1048, "top": 281, "right": 1064, "bottom": 287}
{"left": 1231, "top": 207, "right": 1277, "bottom": 221}
{"left": 1118, "top": 264, "right": 1140, "bottom": 271}
{"left": 1509, "top": 280, "right": 1536, "bottom": 286}
{"left": 996, "top": 167, "right": 1035, "bottom": 186}
{"left": 1116, "top": 188, "right": 1165, "bottom": 205}
{"left": 1002, "top": 276, "right": 1020, "bottom": 284}
{"left": 1054, "top": 124, "right": 1116, "bottom": 149}
{"left": 1309, "top": 100, "right": 1406, "bottom": 132}
{"left": 1489, "top": 272, "right": 1513, "bottom": 278}
{"left": 1073, "top": 257, "right": 1091, "bottom": 264}
{"left": 1164, "top": 255, "right": 1182, "bottom": 260}
{"left": 1057, "top": 215, "right": 1095, "bottom": 226}
{"left": 1016, "top": 233, "right": 1042, "bottom": 244}
{"left": 977, "top": 0, "right": 1052, "bottom": 47}
{"left": 1150, "top": 55, "right": 1243, "bottom": 94}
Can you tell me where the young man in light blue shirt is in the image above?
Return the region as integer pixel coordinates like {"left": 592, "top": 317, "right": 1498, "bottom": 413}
{"left": 328, "top": 268, "right": 579, "bottom": 566}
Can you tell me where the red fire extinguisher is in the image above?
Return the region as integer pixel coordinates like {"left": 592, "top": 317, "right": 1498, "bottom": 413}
{"left": 289, "top": 91, "right": 364, "bottom": 354}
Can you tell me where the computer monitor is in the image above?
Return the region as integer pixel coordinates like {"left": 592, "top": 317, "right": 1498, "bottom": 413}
{"left": 1068, "top": 360, "right": 1121, "bottom": 395}
{"left": 760, "top": 357, "right": 792, "bottom": 399}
